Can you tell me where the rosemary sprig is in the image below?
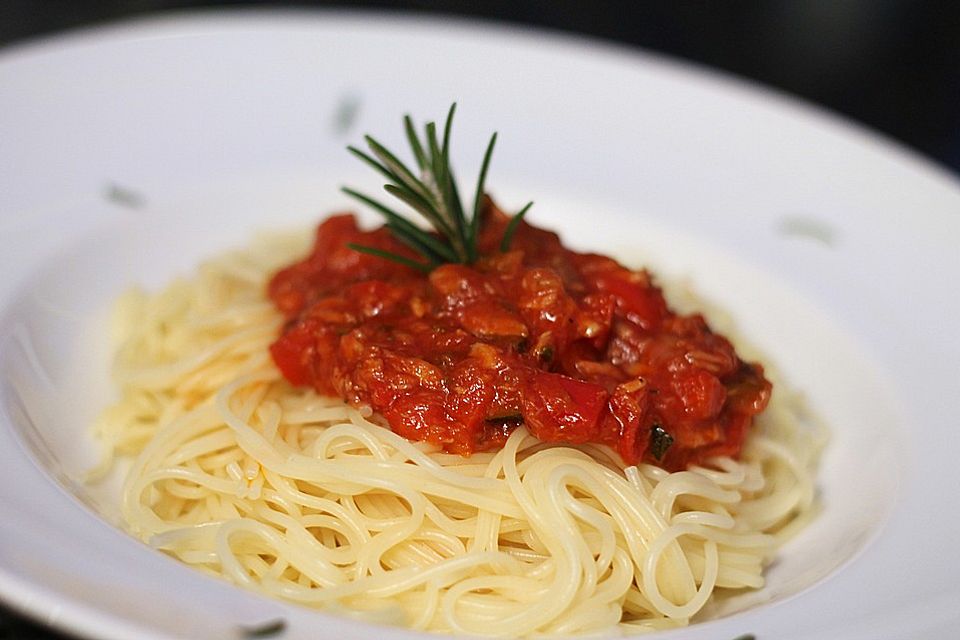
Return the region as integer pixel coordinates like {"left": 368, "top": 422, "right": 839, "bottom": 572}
{"left": 343, "top": 104, "right": 533, "bottom": 270}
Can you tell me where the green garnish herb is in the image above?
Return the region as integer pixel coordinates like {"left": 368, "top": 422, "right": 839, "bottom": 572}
{"left": 104, "top": 183, "right": 145, "bottom": 209}
{"left": 240, "top": 618, "right": 287, "bottom": 638}
{"left": 344, "top": 104, "right": 533, "bottom": 270}
{"left": 649, "top": 424, "right": 674, "bottom": 461}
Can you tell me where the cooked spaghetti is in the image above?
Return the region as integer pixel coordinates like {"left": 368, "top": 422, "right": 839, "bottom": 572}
{"left": 92, "top": 229, "right": 823, "bottom": 636}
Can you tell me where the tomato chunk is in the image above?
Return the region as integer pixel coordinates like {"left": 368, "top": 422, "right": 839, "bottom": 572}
{"left": 522, "top": 372, "right": 607, "bottom": 443}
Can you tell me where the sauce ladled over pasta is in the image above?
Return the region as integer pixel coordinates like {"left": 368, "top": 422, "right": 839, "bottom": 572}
{"left": 268, "top": 202, "right": 770, "bottom": 470}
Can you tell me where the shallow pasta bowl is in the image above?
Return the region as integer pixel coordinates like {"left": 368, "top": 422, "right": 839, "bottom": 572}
{"left": 1, "top": 10, "right": 959, "bottom": 640}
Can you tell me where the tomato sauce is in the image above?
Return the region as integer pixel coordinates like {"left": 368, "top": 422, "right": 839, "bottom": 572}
{"left": 268, "top": 203, "right": 771, "bottom": 470}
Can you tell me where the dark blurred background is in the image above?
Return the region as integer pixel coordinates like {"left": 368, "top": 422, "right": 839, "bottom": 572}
{"left": 0, "top": 0, "right": 958, "bottom": 637}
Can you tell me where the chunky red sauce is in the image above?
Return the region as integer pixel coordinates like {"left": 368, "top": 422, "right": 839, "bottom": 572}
{"left": 268, "top": 203, "right": 771, "bottom": 470}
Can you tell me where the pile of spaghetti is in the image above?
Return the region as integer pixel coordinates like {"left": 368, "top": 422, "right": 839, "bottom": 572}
{"left": 92, "top": 225, "right": 822, "bottom": 635}
{"left": 92, "top": 107, "right": 822, "bottom": 635}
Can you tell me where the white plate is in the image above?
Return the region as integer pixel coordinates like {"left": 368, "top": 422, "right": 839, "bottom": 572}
{"left": 1, "top": 10, "right": 959, "bottom": 640}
